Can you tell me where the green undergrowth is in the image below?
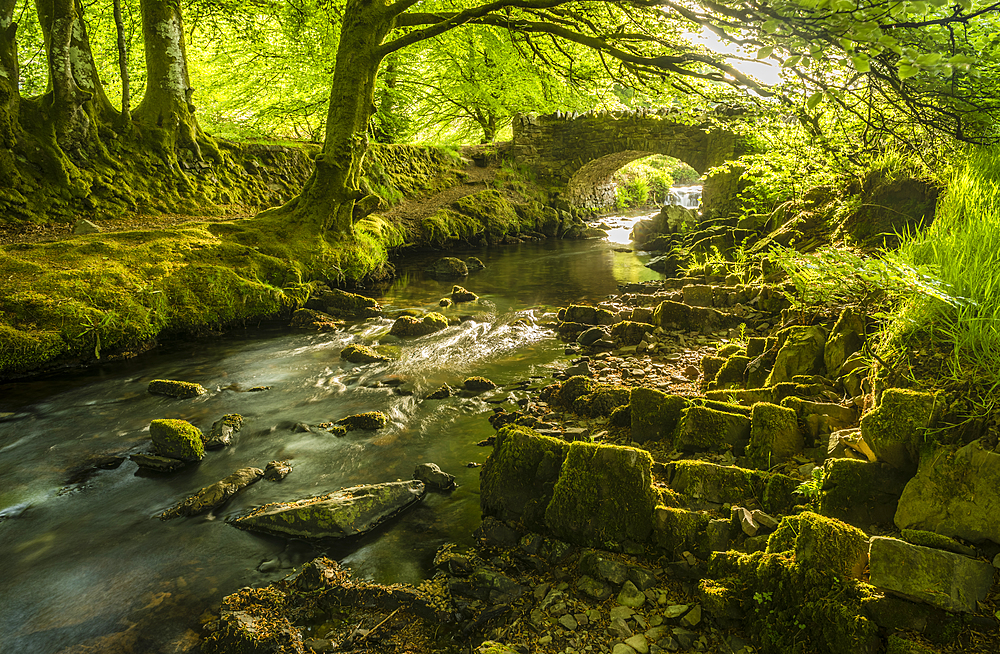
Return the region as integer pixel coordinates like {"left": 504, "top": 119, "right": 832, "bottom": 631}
{"left": 878, "top": 147, "right": 1000, "bottom": 414}
{"left": 421, "top": 188, "right": 539, "bottom": 247}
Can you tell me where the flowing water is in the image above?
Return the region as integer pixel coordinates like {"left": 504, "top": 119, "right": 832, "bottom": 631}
{"left": 0, "top": 211, "right": 667, "bottom": 653}
{"left": 667, "top": 185, "right": 703, "bottom": 210}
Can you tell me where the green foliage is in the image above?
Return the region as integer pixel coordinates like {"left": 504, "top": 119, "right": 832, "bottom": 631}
{"left": 612, "top": 161, "right": 673, "bottom": 208}
{"left": 794, "top": 466, "right": 826, "bottom": 504}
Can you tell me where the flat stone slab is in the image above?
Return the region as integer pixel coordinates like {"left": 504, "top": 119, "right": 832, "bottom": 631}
{"left": 231, "top": 480, "right": 425, "bottom": 539}
{"left": 869, "top": 536, "right": 994, "bottom": 613}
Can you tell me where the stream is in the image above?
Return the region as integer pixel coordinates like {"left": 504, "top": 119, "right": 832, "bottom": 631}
{"left": 0, "top": 205, "right": 689, "bottom": 653}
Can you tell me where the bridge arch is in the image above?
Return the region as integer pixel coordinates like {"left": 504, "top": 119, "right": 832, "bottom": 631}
{"left": 511, "top": 111, "right": 744, "bottom": 217}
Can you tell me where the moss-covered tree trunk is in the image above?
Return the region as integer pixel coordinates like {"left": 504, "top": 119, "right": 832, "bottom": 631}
{"left": 283, "top": 0, "right": 395, "bottom": 234}
{"left": 0, "top": 0, "right": 19, "bottom": 150}
{"left": 133, "top": 0, "right": 217, "bottom": 168}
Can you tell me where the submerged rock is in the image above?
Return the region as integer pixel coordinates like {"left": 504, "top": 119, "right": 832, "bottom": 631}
{"left": 289, "top": 307, "right": 340, "bottom": 331}
{"left": 305, "top": 284, "right": 381, "bottom": 319}
{"left": 230, "top": 480, "right": 426, "bottom": 539}
{"left": 130, "top": 453, "right": 186, "bottom": 472}
{"left": 150, "top": 419, "right": 205, "bottom": 461}
{"left": 148, "top": 379, "right": 207, "bottom": 398}
{"left": 161, "top": 467, "right": 264, "bottom": 519}
{"left": 264, "top": 460, "right": 293, "bottom": 481}
{"left": 465, "top": 256, "right": 486, "bottom": 272}
{"left": 427, "top": 257, "right": 468, "bottom": 278}
{"left": 340, "top": 343, "right": 389, "bottom": 363}
{"left": 414, "top": 462, "right": 457, "bottom": 490}
{"left": 206, "top": 413, "right": 243, "bottom": 449}
{"left": 463, "top": 376, "right": 497, "bottom": 392}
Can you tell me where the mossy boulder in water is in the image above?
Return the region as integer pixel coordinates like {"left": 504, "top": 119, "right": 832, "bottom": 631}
{"left": 306, "top": 284, "right": 381, "bottom": 319}
{"left": 148, "top": 379, "right": 207, "bottom": 398}
{"left": 766, "top": 511, "right": 869, "bottom": 580}
{"left": 230, "top": 480, "right": 426, "bottom": 539}
{"left": 747, "top": 402, "right": 802, "bottom": 468}
{"left": 630, "top": 387, "right": 687, "bottom": 444}
{"left": 150, "top": 419, "right": 205, "bottom": 461}
{"left": 336, "top": 411, "right": 389, "bottom": 431}
{"left": 765, "top": 325, "right": 827, "bottom": 385}
{"left": 389, "top": 312, "right": 449, "bottom": 337}
{"left": 545, "top": 442, "right": 658, "bottom": 546}
{"left": 340, "top": 343, "right": 389, "bottom": 363}
{"left": 427, "top": 257, "right": 468, "bottom": 278}
{"left": 451, "top": 285, "right": 478, "bottom": 302}
{"left": 206, "top": 413, "right": 243, "bottom": 449}
{"left": 463, "top": 376, "right": 496, "bottom": 391}
{"left": 480, "top": 425, "right": 569, "bottom": 531}
{"left": 860, "top": 388, "right": 940, "bottom": 474}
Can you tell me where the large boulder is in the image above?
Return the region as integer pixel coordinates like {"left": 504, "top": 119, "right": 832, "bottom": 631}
{"left": 231, "top": 480, "right": 425, "bottom": 539}
{"left": 841, "top": 176, "right": 939, "bottom": 248}
{"left": 820, "top": 458, "right": 910, "bottom": 529}
{"left": 860, "top": 389, "right": 940, "bottom": 474}
{"left": 895, "top": 441, "right": 1000, "bottom": 545}
{"left": 480, "top": 425, "right": 569, "bottom": 531}
{"left": 341, "top": 343, "right": 389, "bottom": 363}
{"left": 630, "top": 387, "right": 687, "bottom": 443}
{"left": 652, "top": 300, "right": 729, "bottom": 332}
{"left": 652, "top": 506, "right": 710, "bottom": 557}
{"left": 869, "top": 537, "right": 994, "bottom": 613}
{"left": 545, "top": 442, "right": 658, "bottom": 546}
{"left": 765, "top": 325, "right": 827, "bottom": 385}
{"left": 149, "top": 419, "right": 205, "bottom": 461}
{"left": 389, "top": 312, "right": 449, "bottom": 337}
{"left": 160, "top": 467, "right": 264, "bottom": 519}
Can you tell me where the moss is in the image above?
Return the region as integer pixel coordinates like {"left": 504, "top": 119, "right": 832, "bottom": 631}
{"left": 388, "top": 312, "right": 449, "bottom": 337}
{"left": 766, "top": 511, "right": 869, "bottom": 580}
{"left": 545, "top": 441, "right": 658, "bottom": 547}
{"left": 609, "top": 321, "right": 655, "bottom": 346}
{"left": 747, "top": 402, "right": 802, "bottom": 468}
{"left": 860, "top": 388, "right": 940, "bottom": 473}
{"left": 630, "top": 387, "right": 688, "bottom": 444}
{"left": 463, "top": 376, "right": 496, "bottom": 391}
{"left": 701, "top": 355, "right": 726, "bottom": 385}
{"left": 149, "top": 418, "right": 205, "bottom": 461}
{"left": 673, "top": 405, "right": 751, "bottom": 453}
{"left": 652, "top": 505, "right": 711, "bottom": 556}
{"left": 340, "top": 344, "right": 389, "bottom": 363}
{"left": 573, "top": 385, "right": 631, "bottom": 417}
{"left": 480, "top": 425, "right": 569, "bottom": 530}
{"left": 715, "top": 354, "right": 750, "bottom": 389}
{"left": 704, "top": 388, "right": 776, "bottom": 406}
{"left": 698, "top": 398, "right": 752, "bottom": 417}
{"left": 148, "top": 378, "right": 208, "bottom": 398}
{"left": 554, "top": 375, "right": 597, "bottom": 408}
{"left": 899, "top": 529, "right": 973, "bottom": 555}
{"left": 717, "top": 343, "right": 744, "bottom": 358}
{"left": 666, "top": 460, "right": 796, "bottom": 511}
{"left": 336, "top": 411, "right": 389, "bottom": 431}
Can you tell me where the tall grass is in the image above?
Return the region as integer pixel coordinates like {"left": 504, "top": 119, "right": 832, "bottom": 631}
{"left": 885, "top": 147, "right": 1000, "bottom": 406}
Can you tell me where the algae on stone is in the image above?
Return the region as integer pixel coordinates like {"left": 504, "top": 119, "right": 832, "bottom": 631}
{"left": 336, "top": 411, "right": 389, "bottom": 431}
{"left": 340, "top": 343, "right": 389, "bottom": 363}
{"left": 148, "top": 379, "right": 207, "bottom": 398}
{"left": 388, "top": 312, "right": 449, "bottom": 337}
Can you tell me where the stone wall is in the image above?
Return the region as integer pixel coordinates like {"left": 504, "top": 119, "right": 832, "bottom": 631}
{"left": 511, "top": 111, "right": 744, "bottom": 217}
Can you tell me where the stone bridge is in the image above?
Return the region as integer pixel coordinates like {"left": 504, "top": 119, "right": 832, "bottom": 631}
{"left": 511, "top": 110, "right": 746, "bottom": 216}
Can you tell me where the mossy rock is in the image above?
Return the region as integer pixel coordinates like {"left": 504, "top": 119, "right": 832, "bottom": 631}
{"left": 451, "top": 285, "right": 478, "bottom": 302}
{"left": 340, "top": 344, "right": 389, "bottom": 364}
{"left": 630, "top": 387, "right": 688, "bottom": 444}
{"left": 307, "top": 285, "right": 381, "bottom": 319}
{"left": 463, "top": 376, "right": 496, "bottom": 392}
{"left": 426, "top": 257, "right": 468, "bottom": 278}
{"left": 766, "top": 511, "right": 869, "bottom": 580}
{"left": 820, "top": 459, "right": 909, "bottom": 528}
{"left": 150, "top": 418, "right": 205, "bottom": 461}
{"left": 652, "top": 506, "right": 711, "bottom": 557}
{"left": 553, "top": 375, "right": 597, "bottom": 408}
{"left": 842, "top": 176, "right": 939, "bottom": 248}
{"left": 480, "top": 425, "right": 569, "bottom": 531}
{"left": 824, "top": 307, "right": 865, "bottom": 377}
{"left": 388, "top": 312, "right": 449, "bottom": 337}
{"left": 148, "top": 379, "right": 207, "bottom": 398}
{"left": 747, "top": 402, "right": 802, "bottom": 468}
{"left": 766, "top": 325, "right": 827, "bottom": 385}
{"left": 700, "top": 355, "right": 726, "bottom": 386}
{"left": 717, "top": 343, "right": 744, "bottom": 358}
{"left": 704, "top": 388, "right": 776, "bottom": 406}
{"left": 465, "top": 256, "right": 486, "bottom": 272}
{"left": 206, "top": 413, "right": 243, "bottom": 449}
{"left": 653, "top": 300, "right": 727, "bottom": 331}
{"left": 610, "top": 321, "right": 655, "bottom": 346}
{"left": 573, "top": 385, "right": 631, "bottom": 417}
{"left": 667, "top": 460, "right": 759, "bottom": 505}
{"left": 860, "top": 388, "right": 940, "bottom": 473}
{"left": 336, "top": 411, "right": 389, "bottom": 431}
{"left": 715, "top": 355, "right": 750, "bottom": 390}
{"left": 673, "top": 405, "right": 751, "bottom": 454}
{"left": 545, "top": 442, "right": 658, "bottom": 547}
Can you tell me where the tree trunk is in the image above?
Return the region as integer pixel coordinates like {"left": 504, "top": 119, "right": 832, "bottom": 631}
{"left": 0, "top": 0, "right": 19, "bottom": 148}
{"left": 34, "top": 0, "right": 93, "bottom": 151}
{"left": 287, "top": 0, "right": 395, "bottom": 234}
{"left": 134, "top": 0, "right": 214, "bottom": 165}
{"left": 113, "top": 0, "right": 130, "bottom": 118}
